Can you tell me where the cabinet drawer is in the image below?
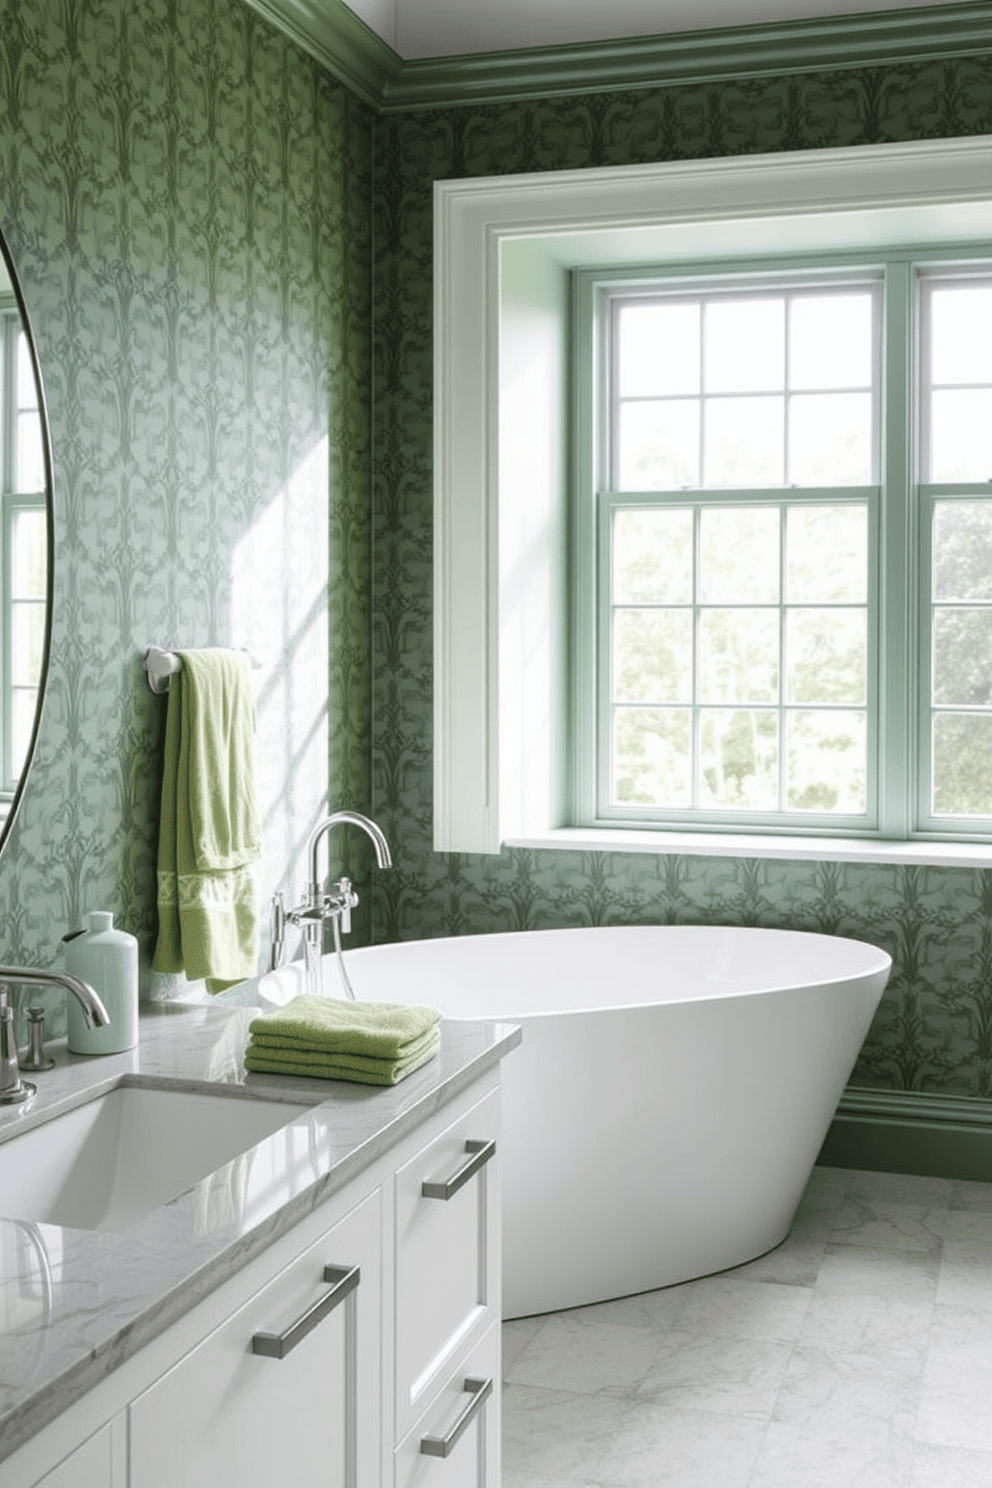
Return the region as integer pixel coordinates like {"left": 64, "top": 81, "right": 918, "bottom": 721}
{"left": 393, "top": 1089, "right": 499, "bottom": 1440}
{"left": 394, "top": 1324, "right": 499, "bottom": 1488}
{"left": 129, "top": 1188, "right": 381, "bottom": 1488}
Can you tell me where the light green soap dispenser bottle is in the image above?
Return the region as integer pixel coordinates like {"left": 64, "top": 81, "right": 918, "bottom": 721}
{"left": 66, "top": 911, "right": 139, "bottom": 1054}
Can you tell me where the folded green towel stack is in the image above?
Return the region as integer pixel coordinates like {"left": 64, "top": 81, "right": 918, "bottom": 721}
{"left": 244, "top": 996, "right": 441, "bottom": 1086}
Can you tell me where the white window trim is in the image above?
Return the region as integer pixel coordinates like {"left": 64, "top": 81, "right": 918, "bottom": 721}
{"left": 433, "top": 136, "right": 992, "bottom": 858}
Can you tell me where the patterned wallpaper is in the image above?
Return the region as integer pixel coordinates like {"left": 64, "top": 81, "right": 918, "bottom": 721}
{"left": 370, "top": 56, "right": 992, "bottom": 1097}
{"left": 2, "top": 0, "right": 992, "bottom": 1099}
{"left": 0, "top": 0, "right": 374, "bottom": 1030}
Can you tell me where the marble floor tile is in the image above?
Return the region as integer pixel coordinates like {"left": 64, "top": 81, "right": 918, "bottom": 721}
{"left": 949, "top": 1178, "right": 992, "bottom": 1213}
{"left": 814, "top": 1241, "right": 940, "bottom": 1295}
{"left": 933, "top": 1237, "right": 992, "bottom": 1315}
{"left": 637, "top": 1329, "right": 792, "bottom": 1418}
{"left": 843, "top": 1171, "right": 953, "bottom": 1209}
{"left": 588, "top": 1400, "right": 767, "bottom": 1488}
{"left": 501, "top": 1167, "right": 992, "bottom": 1488}
{"left": 747, "top": 1416, "right": 915, "bottom": 1488}
{"left": 828, "top": 1197, "right": 946, "bottom": 1256}
{"left": 909, "top": 1442, "right": 992, "bottom": 1487}
{"left": 503, "top": 1316, "right": 545, "bottom": 1375}
{"left": 673, "top": 1274, "right": 813, "bottom": 1342}
{"left": 772, "top": 1341, "right": 925, "bottom": 1431}
{"left": 506, "top": 1314, "right": 661, "bottom": 1393}
{"left": 916, "top": 1304, "right": 992, "bottom": 1453}
{"left": 797, "top": 1281, "right": 934, "bottom": 1357}
{"left": 502, "top": 1383, "right": 633, "bottom": 1479}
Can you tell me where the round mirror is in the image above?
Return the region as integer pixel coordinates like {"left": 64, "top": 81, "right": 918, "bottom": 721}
{"left": 0, "top": 228, "right": 52, "bottom": 851}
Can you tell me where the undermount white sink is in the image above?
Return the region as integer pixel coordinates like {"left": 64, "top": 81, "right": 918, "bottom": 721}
{"left": 0, "top": 1085, "right": 311, "bottom": 1230}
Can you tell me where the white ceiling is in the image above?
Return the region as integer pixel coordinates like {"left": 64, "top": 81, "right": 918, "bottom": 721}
{"left": 342, "top": 0, "right": 972, "bottom": 60}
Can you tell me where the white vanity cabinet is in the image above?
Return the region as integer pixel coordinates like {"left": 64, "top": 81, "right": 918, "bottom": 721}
{"left": 5, "top": 1067, "right": 504, "bottom": 1488}
{"left": 128, "top": 1188, "right": 382, "bottom": 1488}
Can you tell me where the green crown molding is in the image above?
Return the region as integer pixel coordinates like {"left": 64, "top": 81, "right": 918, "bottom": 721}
{"left": 243, "top": 0, "right": 402, "bottom": 111}
{"left": 249, "top": 0, "right": 992, "bottom": 112}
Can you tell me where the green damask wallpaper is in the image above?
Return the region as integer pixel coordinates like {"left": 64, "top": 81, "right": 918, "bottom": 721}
{"left": 3, "top": 0, "right": 992, "bottom": 1102}
{"left": 0, "top": 0, "right": 374, "bottom": 1027}
{"left": 371, "top": 54, "right": 992, "bottom": 1097}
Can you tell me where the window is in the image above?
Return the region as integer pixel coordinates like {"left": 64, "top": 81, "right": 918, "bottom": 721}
{"left": 578, "top": 260, "right": 992, "bottom": 841}
{"left": 0, "top": 304, "right": 47, "bottom": 801}
{"left": 433, "top": 139, "right": 992, "bottom": 857}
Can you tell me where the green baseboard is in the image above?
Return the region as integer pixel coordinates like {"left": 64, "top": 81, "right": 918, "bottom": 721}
{"left": 818, "top": 1087, "right": 992, "bottom": 1182}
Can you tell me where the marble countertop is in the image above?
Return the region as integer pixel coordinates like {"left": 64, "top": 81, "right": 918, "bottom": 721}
{"left": 0, "top": 1000, "right": 521, "bottom": 1464}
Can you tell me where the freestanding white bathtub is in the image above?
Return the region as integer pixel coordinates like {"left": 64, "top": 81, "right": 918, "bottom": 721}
{"left": 341, "top": 925, "right": 891, "bottom": 1319}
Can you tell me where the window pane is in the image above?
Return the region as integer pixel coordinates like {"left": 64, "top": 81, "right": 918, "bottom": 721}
{"left": 699, "top": 609, "right": 778, "bottom": 704}
{"left": 933, "top": 712, "right": 992, "bottom": 816}
{"left": 700, "top": 507, "right": 779, "bottom": 604}
{"left": 699, "top": 710, "right": 778, "bottom": 809}
{"left": 930, "top": 389, "right": 992, "bottom": 483}
{"left": 12, "top": 510, "right": 47, "bottom": 601}
{"left": 933, "top": 610, "right": 992, "bottom": 706}
{"left": 12, "top": 691, "right": 37, "bottom": 777}
{"left": 786, "top": 609, "right": 867, "bottom": 706}
{"left": 704, "top": 396, "right": 784, "bottom": 486}
{"left": 788, "top": 392, "right": 873, "bottom": 486}
{"left": 786, "top": 505, "right": 867, "bottom": 604}
{"left": 614, "top": 610, "right": 692, "bottom": 703}
{"left": 613, "top": 707, "right": 691, "bottom": 806}
{"left": 618, "top": 401, "right": 699, "bottom": 490}
{"left": 613, "top": 508, "right": 693, "bottom": 604}
{"left": 789, "top": 294, "right": 873, "bottom": 391}
{"left": 16, "top": 332, "right": 38, "bottom": 411}
{"left": 933, "top": 502, "right": 992, "bottom": 602}
{"left": 618, "top": 303, "right": 700, "bottom": 397}
{"left": 11, "top": 604, "right": 45, "bottom": 687}
{"left": 786, "top": 710, "right": 866, "bottom": 813}
{"left": 17, "top": 409, "right": 44, "bottom": 493}
{"left": 930, "top": 285, "right": 992, "bottom": 386}
{"left": 704, "top": 300, "right": 784, "bottom": 392}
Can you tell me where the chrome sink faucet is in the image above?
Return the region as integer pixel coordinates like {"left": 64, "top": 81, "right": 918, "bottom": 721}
{"left": 0, "top": 968, "right": 110, "bottom": 1106}
{"left": 270, "top": 811, "right": 392, "bottom": 999}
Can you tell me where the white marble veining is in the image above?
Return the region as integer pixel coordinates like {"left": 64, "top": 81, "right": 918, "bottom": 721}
{"left": 0, "top": 1001, "right": 520, "bottom": 1463}
{"left": 502, "top": 1165, "right": 992, "bottom": 1488}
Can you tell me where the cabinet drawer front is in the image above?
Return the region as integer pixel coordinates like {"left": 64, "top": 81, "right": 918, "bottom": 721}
{"left": 129, "top": 1189, "right": 381, "bottom": 1488}
{"left": 394, "top": 1325, "right": 499, "bottom": 1488}
{"left": 394, "top": 1089, "right": 499, "bottom": 1439}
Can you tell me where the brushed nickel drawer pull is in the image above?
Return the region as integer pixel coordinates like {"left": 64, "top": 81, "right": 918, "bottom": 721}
{"left": 251, "top": 1263, "right": 360, "bottom": 1359}
{"left": 420, "top": 1377, "right": 493, "bottom": 1458}
{"left": 421, "top": 1139, "right": 496, "bottom": 1201}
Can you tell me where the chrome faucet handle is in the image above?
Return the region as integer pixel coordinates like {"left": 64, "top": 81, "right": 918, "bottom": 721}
{"left": 0, "top": 987, "right": 36, "bottom": 1106}
{"left": 21, "top": 1006, "right": 55, "bottom": 1073}
{"left": 328, "top": 876, "right": 359, "bottom": 936}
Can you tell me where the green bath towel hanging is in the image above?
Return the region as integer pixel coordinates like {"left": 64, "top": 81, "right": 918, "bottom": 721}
{"left": 152, "top": 649, "right": 262, "bottom": 993}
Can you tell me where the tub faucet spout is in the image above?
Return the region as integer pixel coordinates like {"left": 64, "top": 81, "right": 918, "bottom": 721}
{"left": 270, "top": 811, "right": 392, "bottom": 999}
{"left": 0, "top": 967, "right": 110, "bottom": 1107}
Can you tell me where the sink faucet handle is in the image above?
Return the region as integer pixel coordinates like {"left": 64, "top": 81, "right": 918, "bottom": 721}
{"left": 0, "top": 986, "right": 36, "bottom": 1106}
{"left": 22, "top": 1005, "right": 55, "bottom": 1073}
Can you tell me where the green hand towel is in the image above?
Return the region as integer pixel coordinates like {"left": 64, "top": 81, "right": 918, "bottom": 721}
{"left": 247, "top": 996, "right": 439, "bottom": 1059}
{"left": 250, "top": 1024, "right": 439, "bottom": 1068}
{"left": 244, "top": 1027, "right": 441, "bottom": 1086}
{"left": 152, "top": 649, "right": 262, "bottom": 993}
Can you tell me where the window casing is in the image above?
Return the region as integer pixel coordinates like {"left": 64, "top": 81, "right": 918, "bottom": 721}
{"left": 574, "top": 252, "right": 992, "bottom": 842}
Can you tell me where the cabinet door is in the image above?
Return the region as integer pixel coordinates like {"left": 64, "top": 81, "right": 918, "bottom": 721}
{"left": 32, "top": 1424, "right": 114, "bottom": 1488}
{"left": 394, "top": 1324, "right": 499, "bottom": 1488}
{"left": 394, "top": 1090, "right": 499, "bottom": 1440}
{"left": 129, "top": 1189, "right": 381, "bottom": 1488}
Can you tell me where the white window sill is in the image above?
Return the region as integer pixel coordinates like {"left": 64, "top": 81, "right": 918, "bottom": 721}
{"left": 504, "top": 828, "right": 992, "bottom": 868}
